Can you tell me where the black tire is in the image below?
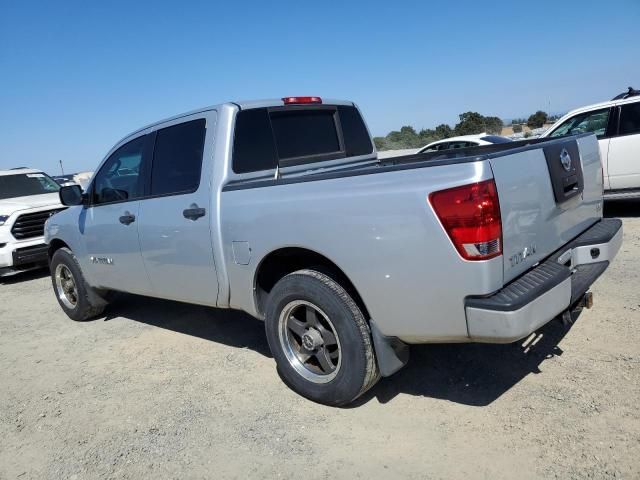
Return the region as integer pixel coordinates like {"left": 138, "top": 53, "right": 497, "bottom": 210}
{"left": 50, "top": 247, "right": 106, "bottom": 321}
{"left": 265, "top": 269, "right": 379, "bottom": 406}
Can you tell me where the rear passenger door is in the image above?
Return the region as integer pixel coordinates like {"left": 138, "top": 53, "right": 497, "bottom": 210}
{"left": 607, "top": 102, "right": 640, "bottom": 190}
{"left": 137, "top": 114, "right": 219, "bottom": 306}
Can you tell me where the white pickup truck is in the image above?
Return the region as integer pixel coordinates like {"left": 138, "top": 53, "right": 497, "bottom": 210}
{"left": 0, "top": 169, "right": 65, "bottom": 276}
{"left": 45, "top": 97, "right": 622, "bottom": 405}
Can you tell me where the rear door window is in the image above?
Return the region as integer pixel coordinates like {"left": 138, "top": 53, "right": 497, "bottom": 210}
{"left": 150, "top": 119, "right": 206, "bottom": 196}
{"left": 618, "top": 102, "right": 640, "bottom": 135}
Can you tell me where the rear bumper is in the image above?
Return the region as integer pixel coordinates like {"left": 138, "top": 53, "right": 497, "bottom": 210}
{"left": 465, "top": 218, "right": 622, "bottom": 343}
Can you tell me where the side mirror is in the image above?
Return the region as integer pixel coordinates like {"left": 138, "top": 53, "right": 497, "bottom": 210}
{"left": 59, "top": 184, "right": 84, "bottom": 206}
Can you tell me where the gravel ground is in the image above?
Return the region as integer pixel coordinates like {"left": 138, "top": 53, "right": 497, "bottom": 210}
{"left": 0, "top": 201, "right": 638, "bottom": 480}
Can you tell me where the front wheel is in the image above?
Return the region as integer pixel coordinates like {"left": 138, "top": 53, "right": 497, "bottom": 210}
{"left": 50, "top": 248, "right": 106, "bottom": 321}
{"left": 265, "top": 269, "right": 379, "bottom": 406}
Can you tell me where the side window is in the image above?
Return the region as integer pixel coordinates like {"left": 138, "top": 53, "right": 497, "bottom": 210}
{"left": 549, "top": 108, "right": 610, "bottom": 138}
{"left": 447, "top": 141, "right": 470, "bottom": 149}
{"left": 427, "top": 142, "right": 447, "bottom": 151}
{"left": 151, "top": 119, "right": 206, "bottom": 196}
{"left": 93, "top": 136, "right": 146, "bottom": 205}
{"left": 618, "top": 102, "right": 640, "bottom": 136}
{"left": 337, "top": 105, "right": 373, "bottom": 157}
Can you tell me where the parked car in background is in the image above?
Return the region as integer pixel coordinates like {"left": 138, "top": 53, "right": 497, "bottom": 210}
{"left": 72, "top": 171, "right": 94, "bottom": 191}
{"left": 52, "top": 175, "right": 77, "bottom": 187}
{"left": 52, "top": 172, "right": 94, "bottom": 191}
{"left": 0, "top": 169, "right": 65, "bottom": 276}
{"left": 542, "top": 87, "right": 640, "bottom": 199}
{"left": 416, "top": 133, "right": 512, "bottom": 153}
{"left": 46, "top": 97, "right": 621, "bottom": 406}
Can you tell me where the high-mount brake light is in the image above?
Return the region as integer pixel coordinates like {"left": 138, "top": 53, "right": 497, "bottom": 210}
{"left": 429, "top": 179, "right": 502, "bottom": 261}
{"left": 282, "top": 96, "right": 322, "bottom": 105}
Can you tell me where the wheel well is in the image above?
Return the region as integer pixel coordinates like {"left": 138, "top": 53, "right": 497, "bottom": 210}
{"left": 255, "top": 247, "right": 370, "bottom": 320}
{"left": 48, "top": 239, "right": 70, "bottom": 260}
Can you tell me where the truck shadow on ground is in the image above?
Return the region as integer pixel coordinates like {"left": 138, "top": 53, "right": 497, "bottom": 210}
{"left": 105, "top": 293, "right": 580, "bottom": 407}
{"left": 0, "top": 267, "right": 49, "bottom": 285}
{"left": 104, "top": 296, "right": 273, "bottom": 357}
{"left": 357, "top": 316, "right": 576, "bottom": 407}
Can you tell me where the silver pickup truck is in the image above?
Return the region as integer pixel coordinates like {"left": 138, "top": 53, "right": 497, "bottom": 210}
{"left": 45, "top": 96, "right": 622, "bottom": 406}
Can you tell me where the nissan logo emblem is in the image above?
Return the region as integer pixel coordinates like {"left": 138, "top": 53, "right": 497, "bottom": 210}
{"left": 560, "top": 148, "right": 572, "bottom": 172}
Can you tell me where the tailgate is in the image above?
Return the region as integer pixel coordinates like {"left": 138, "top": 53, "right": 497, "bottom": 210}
{"left": 489, "top": 134, "right": 603, "bottom": 283}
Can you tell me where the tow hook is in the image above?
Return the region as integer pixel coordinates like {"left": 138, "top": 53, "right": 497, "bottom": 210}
{"left": 582, "top": 291, "right": 594, "bottom": 309}
{"left": 561, "top": 292, "right": 594, "bottom": 326}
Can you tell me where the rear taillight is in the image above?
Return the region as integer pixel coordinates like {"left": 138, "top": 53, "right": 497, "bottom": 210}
{"left": 429, "top": 179, "right": 502, "bottom": 261}
{"left": 282, "top": 96, "right": 322, "bottom": 105}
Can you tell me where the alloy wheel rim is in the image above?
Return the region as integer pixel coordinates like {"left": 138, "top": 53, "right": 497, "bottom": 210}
{"left": 278, "top": 300, "right": 341, "bottom": 384}
{"left": 55, "top": 264, "right": 78, "bottom": 309}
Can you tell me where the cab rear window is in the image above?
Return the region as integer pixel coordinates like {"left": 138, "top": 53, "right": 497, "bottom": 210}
{"left": 232, "top": 105, "right": 373, "bottom": 174}
{"left": 270, "top": 109, "right": 341, "bottom": 161}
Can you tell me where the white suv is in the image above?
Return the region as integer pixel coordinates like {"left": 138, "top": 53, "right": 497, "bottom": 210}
{"left": 542, "top": 88, "right": 640, "bottom": 199}
{"left": 0, "top": 169, "right": 65, "bottom": 276}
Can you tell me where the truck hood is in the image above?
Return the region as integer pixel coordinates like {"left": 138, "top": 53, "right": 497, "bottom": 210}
{"left": 0, "top": 193, "right": 62, "bottom": 216}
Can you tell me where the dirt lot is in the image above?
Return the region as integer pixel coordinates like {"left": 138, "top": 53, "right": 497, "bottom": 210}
{"left": 1, "top": 202, "right": 638, "bottom": 480}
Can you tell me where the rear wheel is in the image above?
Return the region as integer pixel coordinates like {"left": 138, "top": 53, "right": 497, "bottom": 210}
{"left": 265, "top": 269, "right": 379, "bottom": 406}
{"left": 50, "top": 248, "right": 106, "bottom": 321}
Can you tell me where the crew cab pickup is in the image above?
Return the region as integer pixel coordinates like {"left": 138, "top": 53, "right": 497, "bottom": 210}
{"left": 45, "top": 97, "right": 622, "bottom": 406}
{"left": 0, "top": 169, "right": 65, "bottom": 276}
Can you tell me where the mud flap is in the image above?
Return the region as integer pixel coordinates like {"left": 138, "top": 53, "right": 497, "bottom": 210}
{"left": 370, "top": 319, "right": 410, "bottom": 377}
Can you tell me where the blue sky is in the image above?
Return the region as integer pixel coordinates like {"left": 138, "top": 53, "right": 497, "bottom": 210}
{"left": 1, "top": 0, "right": 639, "bottom": 174}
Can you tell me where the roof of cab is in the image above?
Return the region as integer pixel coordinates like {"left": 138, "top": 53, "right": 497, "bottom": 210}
{"left": 0, "top": 168, "right": 44, "bottom": 177}
{"left": 123, "top": 98, "right": 355, "bottom": 142}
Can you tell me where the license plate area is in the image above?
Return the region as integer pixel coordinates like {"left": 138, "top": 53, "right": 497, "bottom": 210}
{"left": 543, "top": 138, "right": 584, "bottom": 203}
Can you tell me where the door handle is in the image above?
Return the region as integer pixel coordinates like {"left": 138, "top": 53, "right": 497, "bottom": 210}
{"left": 119, "top": 212, "right": 136, "bottom": 225}
{"left": 183, "top": 204, "right": 206, "bottom": 221}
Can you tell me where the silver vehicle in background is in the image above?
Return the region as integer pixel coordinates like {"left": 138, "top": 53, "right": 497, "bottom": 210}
{"left": 45, "top": 96, "right": 622, "bottom": 405}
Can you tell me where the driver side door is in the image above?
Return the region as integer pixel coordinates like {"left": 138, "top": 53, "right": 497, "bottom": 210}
{"left": 80, "top": 134, "right": 152, "bottom": 295}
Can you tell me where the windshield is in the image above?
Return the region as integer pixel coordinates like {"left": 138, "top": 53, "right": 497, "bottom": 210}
{"left": 0, "top": 173, "right": 61, "bottom": 200}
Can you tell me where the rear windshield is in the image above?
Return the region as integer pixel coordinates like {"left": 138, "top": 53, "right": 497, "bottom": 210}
{"left": 271, "top": 109, "right": 341, "bottom": 160}
{"left": 232, "top": 105, "right": 373, "bottom": 174}
{"left": 0, "top": 173, "right": 60, "bottom": 200}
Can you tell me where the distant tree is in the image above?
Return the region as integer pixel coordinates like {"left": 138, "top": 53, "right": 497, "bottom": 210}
{"left": 527, "top": 111, "right": 548, "bottom": 129}
{"left": 511, "top": 118, "right": 527, "bottom": 125}
{"left": 387, "top": 130, "right": 403, "bottom": 143}
{"left": 484, "top": 116, "right": 504, "bottom": 135}
{"left": 524, "top": 131, "right": 532, "bottom": 138}
{"left": 373, "top": 137, "right": 386, "bottom": 150}
{"left": 454, "top": 112, "right": 487, "bottom": 135}
{"left": 512, "top": 124, "right": 523, "bottom": 133}
{"left": 434, "top": 124, "right": 453, "bottom": 139}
